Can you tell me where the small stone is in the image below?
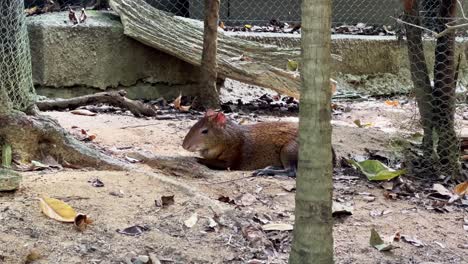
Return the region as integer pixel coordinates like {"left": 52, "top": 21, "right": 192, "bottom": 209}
{"left": 137, "top": 255, "right": 150, "bottom": 263}
{"left": 0, "top": 168, "right": 22, "bottom": 191}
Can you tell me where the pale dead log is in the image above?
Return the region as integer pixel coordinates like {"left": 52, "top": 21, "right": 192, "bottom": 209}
{"left": 109, "top": 0, "right": 302, "bottom": 98}
{"left": 36, "top": 90, "right": 157, "bottom": 117}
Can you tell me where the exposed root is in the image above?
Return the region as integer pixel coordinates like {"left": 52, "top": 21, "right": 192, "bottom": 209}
{"left": 0, "top": 111, "right": 127, "bottom": 170}
{"left": 127, "top": 151, "right": 215, "bottom": 178}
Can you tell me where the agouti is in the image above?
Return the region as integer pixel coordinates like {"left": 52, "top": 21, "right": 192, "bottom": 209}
{"left": 182, "top": 110, "right": 335, "bottom": 177}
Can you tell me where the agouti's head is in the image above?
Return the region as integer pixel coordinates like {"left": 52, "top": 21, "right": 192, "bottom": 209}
{"left": 182, "top": 110, "right": 227, "bottom": 157}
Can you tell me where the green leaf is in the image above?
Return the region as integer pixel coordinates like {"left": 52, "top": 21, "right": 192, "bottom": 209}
{"left": 370, "top": 228, "right": 394, "bottom": 251}
{"left": 348, "top": 159, "right": 405, "bottom": 181}
{"left": 287, "top": 59, "right": 298, "bottom": 71}
{"left": 2, "top": 144, "right": 12, "bottom": 168}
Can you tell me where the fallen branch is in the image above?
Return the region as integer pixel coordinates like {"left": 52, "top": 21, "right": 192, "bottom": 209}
{"left": 36, "top": 90, "right": 157, "bottom": 117}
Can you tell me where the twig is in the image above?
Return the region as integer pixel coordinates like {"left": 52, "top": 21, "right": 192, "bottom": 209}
{"left": 202, "top": 175, "right": 255, "bottom": 185}
{"left": 392, "top": 15, "right": 468, "bottom": 38}
{"left": 458, "top": 0, "right": 467, "bottom": 20}
{"left": 120, "top": 118, "right": 177, "bottom": 129}
{"left": 391, "top": 16, "right": 438, "bottom": 36}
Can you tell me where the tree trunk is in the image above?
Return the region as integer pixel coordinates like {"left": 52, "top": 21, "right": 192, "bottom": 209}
{"left": 109, "top": 0, "right": 302, "bottom": 98}
{"left": 93, "top": 0, "right": 110, "bottom": 10}
{"left": 195, "top": 0, "right": 220, "bottom": 110}
{"left": 402, "top": 0, "right": 435, "bottom": 172}
{"left": 289, "top": 0, "right": 334, "bottom": 263}
{"left": 432, "top": 0, "right": 460, "bottom": 178}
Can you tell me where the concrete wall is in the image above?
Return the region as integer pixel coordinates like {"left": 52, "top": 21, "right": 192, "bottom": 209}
{"left": 27, "top": 11, "right": 201, "bottom": 99}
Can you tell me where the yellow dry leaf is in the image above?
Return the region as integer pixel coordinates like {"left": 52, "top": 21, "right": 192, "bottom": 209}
{"left": 173, "top": 93, "right": 191, "bottom": 112}
{"left": 173, "top": 93, "right": 182, "bottom": 109}
{"left": 454, "top": 181, "right": 468, "bottom": 196}
{"left": 74, "top": 213, "right": 93, "bottom": 231}
{"left": 385, "top": 100, "right": 399, "bottom": 107}
{"left": 244, "top": 24, "right": 252, "bottom": 29}
{"left": 330, "top": 78, "right": 337, "bottom": 95}
{"left": 39, "top": 197, "right": 77, "bottom": 222}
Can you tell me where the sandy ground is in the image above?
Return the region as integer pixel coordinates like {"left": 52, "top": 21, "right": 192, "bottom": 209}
{"left": 1, "top": 95, "right": 467, "bottom": 264}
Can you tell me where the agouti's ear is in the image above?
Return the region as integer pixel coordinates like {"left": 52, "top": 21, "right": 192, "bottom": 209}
{"left": 214, "top": 112, "right": 227, "bottom": 127}
{"left": 205, "top": 109, "right": 216, "bottom": 117}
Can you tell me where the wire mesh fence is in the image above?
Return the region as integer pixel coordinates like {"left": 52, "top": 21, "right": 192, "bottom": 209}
{"left": 17, "top": 0, "right": 468, "bottom": 178}
{"left": 0, "top": 0, "right": 35, "bottom": 113}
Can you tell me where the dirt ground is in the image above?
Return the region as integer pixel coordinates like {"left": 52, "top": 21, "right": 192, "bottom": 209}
{"left": 1, "top": 90, "right": 467, "bottom": 264}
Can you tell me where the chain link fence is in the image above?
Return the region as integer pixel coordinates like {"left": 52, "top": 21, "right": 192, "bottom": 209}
{"left": 400, "top": 0, "right": 466, "bottom": 178}
{"left": 19, "top": 0, "right": 468, "bottom": 178}
{"left": 0, "top": 0, "right": 35, "bottom": 113}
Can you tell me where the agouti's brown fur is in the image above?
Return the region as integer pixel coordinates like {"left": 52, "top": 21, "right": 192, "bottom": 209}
{"left": 184, "top": 110, "right": 327, "bottom": 176}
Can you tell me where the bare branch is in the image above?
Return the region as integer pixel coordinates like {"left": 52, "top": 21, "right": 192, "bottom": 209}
{"left": 392, "top": 15, "right": 468, "bottom": 38}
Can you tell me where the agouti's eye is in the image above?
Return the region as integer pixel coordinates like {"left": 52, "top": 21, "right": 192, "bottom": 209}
{"left": 201, "top": 129, "right": 208, "bottom": 134}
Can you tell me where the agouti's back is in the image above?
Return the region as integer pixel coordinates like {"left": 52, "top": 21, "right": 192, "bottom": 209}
{"left": 238, "top": 122, "right": 297, "bottom": 170}
{"left": 182, "top": 110, "right": 298, "bottom": 171}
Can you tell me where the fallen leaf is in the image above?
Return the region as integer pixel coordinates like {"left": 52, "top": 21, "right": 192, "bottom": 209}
{"left": 160, "top": 195, "right": 175, "bottom": 208}
{"left": 74, "top": 213, "right": 93, "bottom": 231}
{"left": 24, "top": 6, "right": 39, "bottom": 16}
{"left": 287, "top": 59, "right": 298, "bottom": 71}
{"left": 353, "top": 119, "right": 373, "bottom": 128}
{"left": 25, "top": 249, "right": 42, "bottom": 263}
{"left": 434, "top": 241, "right": 446, "bottom": 248}
{"left": 244, "top": 24, "right": 253, "bottom": 29}
{"left": 149, "top": 253, "right": 162, "bottom": 264}
{"left": 88, "top": 178, "right": 104, "bottom": 188}
{"left": 125, "top": 156, "right": 140, "bottom": 163}
{"left": 116, "top": 225, "right": 149, "bottom": 236}
{"left": 432, "top": 184, "right": 453, "bottom": 199}
{"left": 362, "top": 196, "right": 376, "bottom": 202}
{"left": 348, "top": 159, "right": 405, "bottom": 181}
{"left": 173, "top": 93, "right": 191, "bottom": 112}
{"left": 70, "top": 109, "right": 97, "bottom": 116}
{"left": 383, "top": 191, "right": 398, "bottom": 200}
{"left": 330, "top": 78, "right": 337, "bottom": 95}
{"left": 31, "top": 160, "right": 49, "bottom": 171}
{"left": 262, "top": 223, "right": 293, "bottom": 231}
{"left": 184, "top": 212, "right": 198, "bottom": 228}
{"left": 217, "top": 195, "right": 235, "bottom": 204}
{"left": 235, "top": 193, "right": 257, "bottom": 206}
{"left": 370, "top": 209, "right": 392, "bottom": 217}
{"left": 454, "top": 181, "right": 468, "bottom": 196}
{"left": 332, "top": 201, "right": 353, "bottom": 216}
{"left": 381, "top": 181, "right": 394, "bottom": 191}
{"left": 206, "top": 217, "right": 218, "bottom": 232}
{"left": 241, "top": 225, "right": 270, "bottom": 247}
{"left": 281, "top": 182, "right": 296, "bottom": 192}
{"left": 401, "top": 235, "right": 424, "bottom": 247}
{"left": 39, "top": 197, "right": 77, "bottom": 222}
{"left": 385, "top": 100, "right": 399, "bottom": 107}
{"left": 370, "top": 228, "right": 395, "bottom": 251}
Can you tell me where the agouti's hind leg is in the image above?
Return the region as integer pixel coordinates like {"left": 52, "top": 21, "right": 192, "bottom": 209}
{"left": 252, "top": 166, "right": 297, "bottom": 177}
{"left": 252, "top": 140, "right": 298, "bottom": 177}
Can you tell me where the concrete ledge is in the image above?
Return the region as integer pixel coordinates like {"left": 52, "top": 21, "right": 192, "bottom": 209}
{"left": 28, "top": 11, "right": 200, "bottom": 93}
{"left": 229, "top": 32, "right": 468, "bottom": 95}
